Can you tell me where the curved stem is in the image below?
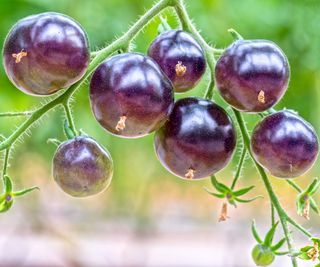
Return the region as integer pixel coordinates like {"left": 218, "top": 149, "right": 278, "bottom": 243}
{"left": 232, "top": 108, "right": 298, "bottom": 266}
{"left": 174, "top": 0, "right": 218, "bottom": 99}
{"left": 0, "top": 0, "right": 171, "bottom": 152}
{"left": 231, "top": 146, "right": 247, "bottom": 190}
{"left": 174, "top": 4, "right": 311, "bottom": 265}
{"left": 0, "top": 2, "right": 314, "bottom": 266}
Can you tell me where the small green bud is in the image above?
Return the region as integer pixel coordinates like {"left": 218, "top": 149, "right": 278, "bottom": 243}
{"left": 252, "top": 244, "right": 275, "bottom": 266}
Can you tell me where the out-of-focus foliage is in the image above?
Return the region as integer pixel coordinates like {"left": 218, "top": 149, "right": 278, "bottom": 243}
{"left": 0, "top": 0, "right": 319, "bottom": 217}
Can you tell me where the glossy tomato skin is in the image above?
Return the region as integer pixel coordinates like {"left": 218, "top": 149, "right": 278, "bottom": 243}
{"left": 90, "top": 53, "right": 174, "bottom": 138}
{"left": 154, "top": 97, "right": 236, "bottom": 180}
{"left": 3, "top": 12, "right": 90, "bottom": 96}
{"left": 148, "top": 30, "right": 206, "bottom": 92}
{"left": 251, "top": 111, "right": 318, "bottom": 178}
{"left": 53, "top": 136, "right": 113, "bottom": 197}
{"left": 215, "top": 40, "right": 289, "bottom": 112}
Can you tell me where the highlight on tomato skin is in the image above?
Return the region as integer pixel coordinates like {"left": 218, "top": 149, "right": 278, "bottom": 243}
{"left": 251, "top": 110, "right": 319, "bottom": 178}
{"left": 3, "top": 12, "right": 90, "bottom": 96}
{"left": 215, "top": 39, "right": 290, "bottom": 112}
{"left": 154, "top": 97, "right": 237, "bottom": 180}
{"left": 148, "top": 29, "right": 206, "bottom": 93}
{"left": 89, "top": 52, "right": 174, "bottom": 139}
{"left": 53, "top": 136, "right": 113, "bottom": 197}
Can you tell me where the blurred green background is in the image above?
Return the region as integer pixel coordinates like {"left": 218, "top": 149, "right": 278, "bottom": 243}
{"left": 0, "top": 0, "right": 319, "bottom": 266}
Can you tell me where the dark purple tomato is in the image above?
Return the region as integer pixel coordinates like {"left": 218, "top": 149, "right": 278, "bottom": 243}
{"left": 53, "top": 136, "right": 113, "bottom": 197}
{"left": 251, "top": 111, "right": 318, "bottom": 178}
{"left": 215, "top": 40, "right": 290, "bottom": 112}
{"left": 154, "top": 97, "right": 236, "bottom": 180}
{"left": 148, "top": 30, "right": 206, "bottom": 92}
{"left": 90, "top": 53, "right": 174, "bottom": 138}
{"left": 3, "top": 12, "right": 90, "bottom": 96}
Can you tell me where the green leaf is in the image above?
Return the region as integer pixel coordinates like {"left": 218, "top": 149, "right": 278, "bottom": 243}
{"left": 306, "top": 177, "right": 320, "bottom": 196}
{"left": 310, "top": 198, "right": 320, "bottom": 214}
{"left": 233, "top": 185, "right": 255, "bottom": 197}
{"left": 298, "top": 252, "right": 311, "bottom": 260}
{"left": 13, "top": 186, "right": 39, "bottom": 197}
{"left": 235, "top": 195, "right": 263, "bottom": 203}
{"left": 0, "top": 199, "right": 13, "bottom": 213}
{"left": 3, "top": 175, "right": 12, "bottom": 193}
{"left": 227, "top": 197, "right": 237, "bottom": 207}
{"left": 314, "top": 263, "right": 320, "bottom": 267}
{"left": 264, "top": 221, "right": 279, "bottom": 247}
{"left": 203, "top": 187, "right": 224, "bottom": 199}
{"left": 210, "top": 175, "right": 230, "bottom": 193}
{"left": 251, "top": 220, "right": 262, "bottom": 244}
{"left": 300, "top": 245, "right": 314, "bottom": 252}
{"left": 296, "top": 194, "right": 305, "bottom": 216}
{"left": 271, "top": 238, "right": 286, "bottom": 251}
{"left": 311, "top": 237, "right": 320, "bottom": 247}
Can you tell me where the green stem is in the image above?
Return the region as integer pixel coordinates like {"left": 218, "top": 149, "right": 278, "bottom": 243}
{"left": 174, "top": 0, "right": 218, "bottom": 100}
{"left": 2, "top": 147, "right": 11, "bottom": 177}
{"left": 0, "top": 0, "right": 172, "bottom": 152}
{"left": 231, "top": 146, "right": 247, "bottom": 190}
{"left": 271, "top": 203, "right": 275, "bottom": 226}
{"left": 286, "top": 216, "right": 312, "bottom": 238}
{"left": 232, "top": 108, "right": 298, "bottom": 266}
{"left": 286, "top": 179, "right": 301, "bottom": 192}
{"left": 63, "top": 103, "right": 77, "bottom": 136}
{"left": 0, "top": 111, "right": 33, "bottom": 117}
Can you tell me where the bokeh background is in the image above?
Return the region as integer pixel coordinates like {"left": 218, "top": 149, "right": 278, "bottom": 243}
{"left": 0, "top": 0, "right": 320, "bottom": 266}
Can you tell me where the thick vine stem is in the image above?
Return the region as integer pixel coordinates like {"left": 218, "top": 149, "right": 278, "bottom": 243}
{"left": 232, "top": 108, "right": 313, "bottom": 266}
{"left": 173, "top": 3, "right": 312, "bottom": 265}
{"left": 0, "top": 1, "right": 315, "bottom": 266}
{"left": 173, "top": 0, "right": 219, "bottom": 99}
{"left": 0, "top": 0, "right": 173, "bottom": 152}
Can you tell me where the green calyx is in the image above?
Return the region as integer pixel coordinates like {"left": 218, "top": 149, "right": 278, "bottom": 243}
{"left": 297, "top": 237, "right": 320, "bottom": 263}
{"left": 251, "top": 220, "right": 289, "bottom": 266}
{"left": 296, "top": 177, "right": 320, "bottom": 219}
{"left": 227, "top": 28, "right": 243, "bottom": 41}
{"left": 0, "top": 175, "right": 39, "bottom": 213}
{"left": 205, "top": 175, "right": 262, "bottom": 207}
{"left": 157, "top": 16, "right": 172, "bottom": 34}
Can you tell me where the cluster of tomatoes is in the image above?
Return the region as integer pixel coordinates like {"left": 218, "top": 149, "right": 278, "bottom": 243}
{"left": 2, "top": 12, "right": 318, "bottom": 198}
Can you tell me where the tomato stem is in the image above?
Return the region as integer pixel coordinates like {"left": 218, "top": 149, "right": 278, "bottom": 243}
{"left": 231, "top": 146, "right": 247, "bottom": 190}
{"left": 233, "top": 108, "right": 307, "bottom": 267}
{"left": 63, "top": 103, "right": 77, "bottom": 137}
{"left": 2, "top": 147, "right": 10, "bottom": 178}
{"left": 0, "top": 1, "right": 315, "bottom": 266}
